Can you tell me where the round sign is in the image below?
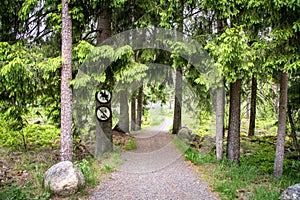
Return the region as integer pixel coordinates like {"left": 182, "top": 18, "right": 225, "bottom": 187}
{"left": 95, "top": 90, "right": 111, "bottom": 104}
{"left": 96, "top": 106, "right": 111, "bottom": 121}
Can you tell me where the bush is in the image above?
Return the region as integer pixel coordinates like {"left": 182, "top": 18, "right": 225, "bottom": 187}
{"left": 0, "top": 115, "right": 59, "bottom": 150}
{"left": 0, "top": 183, "right": 50, "bottom": 200}
{"left": 74, "top": 159, "right": 99, "bottom": 187}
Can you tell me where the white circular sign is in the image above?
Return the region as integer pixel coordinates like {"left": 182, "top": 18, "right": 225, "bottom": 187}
{"left": 96, "top": 106, "right": 111, "bottom": 121}
{"left": 96, "top": 90, "right": 111, "bottom": 104}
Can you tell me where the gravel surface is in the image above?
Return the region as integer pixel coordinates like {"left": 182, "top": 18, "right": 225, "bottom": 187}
{"left": 89, "top": 118, "right": 219, "bottom": 200}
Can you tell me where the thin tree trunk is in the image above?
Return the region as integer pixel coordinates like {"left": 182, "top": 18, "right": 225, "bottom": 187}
{"left": 119, "top": 88, "right": 129, "bottom": 133}
{"left": 216, "top": 84, "right": 225, "bottom": 160}
{"left": 96, "top": 4, "right": 111, "bottom": 45}
{"left": 246, "top": 100, "right": 250, "bottom": 119}
{"left": 248, "top": 75, "right": 257, "bottom": 137}
{"left": 274, "top": 72, "right": 288, "bottom": 177}
{"left": 60, "top": 0, "right": 73, "bottom": 161}
{"left": 226, "top": 79, "right": 241, "bottom": 165}
{"left": 95, "top": 3, "right": 113, "bottom": 155}
{"left": 274, "top": 83, "right": 279, "bottom": 115}
{"left": 287, "top": 104, "right": 300, "bottom": 160}
{"left": 172, "top": 66, "right": 182, "bottom": 134}
{"left": 131, "top": 97, "right": 136, "bottom": 131}
{"left": 215, "top": 18, "right": 225, "bottom": 160}
{"left": 172, "top": 0, "right": 184, "bottom": 135}
{"left": 136, "top": 84, "right": 143, "bottom": 130}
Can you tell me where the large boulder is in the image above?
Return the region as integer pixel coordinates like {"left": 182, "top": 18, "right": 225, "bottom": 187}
{"left": 43, "top": 161, "right": 85, "bottom": 197}
{"left": 280, "top": 183, "right": 300, "bottom": 200}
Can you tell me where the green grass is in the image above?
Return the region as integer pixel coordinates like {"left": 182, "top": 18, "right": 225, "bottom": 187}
{"left": 123, "top": 139, "right": 137, "bottom": 150}
{"left": 180, "top": 137, "right": 300, "bottom": 200}
{"left": 0, "top": 148, "right": 57, "bottom": 199}
{"left": 174, "top": 115, "right": 300, "bottom": 200}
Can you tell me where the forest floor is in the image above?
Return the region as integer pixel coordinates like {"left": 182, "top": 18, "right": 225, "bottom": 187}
{"left": 88, "top": 117, "right": 220, "bottom": 200}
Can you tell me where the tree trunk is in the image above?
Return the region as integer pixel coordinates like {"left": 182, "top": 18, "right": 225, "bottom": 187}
{"left": 172, "top": 0, "right": 184, "bottom": 135}
{"left": 246, "top": 100, "right": 250, "bottom": 119}
{"left": 95, "top": 3, "right": 113, "bottom": 155}
{"left": 172, "top": 66, "right": 182, "bottom": 134}
{"left": 215, "top": 17, "right": 225, "bottom": 160}
{"left": 95, "top": 99, "right": 113, "bottom": 156}
{"left": 274, "top": 72, "right": 288, "bottom": 177}
{"left": 131, "top": 97, "right": 136, "bottom": 131}
{"left": 248, "top": 75, "right": 257, "bottom": 137}
{"left": 60, "top": 0, "right": 73, "bottom": 161}
{"left": 119, "top": 88, "right": 129, "bottom": 133}
{"left": 136, "top": 84, "right": 143, "bottom": 130}
{"left": 226, "top": 79, "right": 241, "bottom": 165}
{"left": 287, "top": 104, "right": 300, "bottom": 160}
{"left": 96, "top": 4, "right": 111, "bottom": 45}
{"left": 273, "top": 83, "right": 279, "bottom": 115}
{"left": 216, "top": 83, "right": 225, "bottom": 160}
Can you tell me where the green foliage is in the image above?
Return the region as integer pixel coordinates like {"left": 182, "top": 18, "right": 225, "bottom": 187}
{"left": 0, "top": 184, "right": 28, "bottom": 200}
{"left": 118, "top": 62, "right": 148, "bottom": 83}
{"left": 0, "top": 183, "right": 50, "bottom": 200}
{"left": 0, "top": 115, "right": 60, "bottom": 150}
{"left": 0, "top": 42, "right": 61, "bottom": 124}
{"left": 184, "top": 147, "right": 216, "bottom": 165}
{"left": 123, "top": 139, "right": 137, "bottom": 150}
{"left": 74, "top": 158, "right": 99, "bottom": 186}
{"left": 144, "top": 82, "right": 168, "bottom": 105}
{"left": 182, "top": 133, "right": 300, "bottom": 200}
{"left": 98, "top": 151, "right": 123, "bottom": 173}
{"left": 73, "top": 40, "right": 95, "bottom": 65}
{"left": 289, "top": 74, "right": 300, "bottom": 131}
{"left": 205, "top": 26, "right": 253, "bottom": 83}
{"left": 72, "top": 44, "right": 136, "bottom": 90}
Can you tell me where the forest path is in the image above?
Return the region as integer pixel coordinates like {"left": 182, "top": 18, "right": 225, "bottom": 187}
{"left": 89, "top": 117, "right": 219, "bottom": 200}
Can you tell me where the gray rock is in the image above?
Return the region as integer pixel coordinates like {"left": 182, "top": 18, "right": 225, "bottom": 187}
{"left": 280, "top": 184, "right": 300, "bottom": 200}
{"left": 178, "top": 126, "right": 194, "bottom": 142}
{"left": 43, "top": 161, "right": 85, "bottom": 197}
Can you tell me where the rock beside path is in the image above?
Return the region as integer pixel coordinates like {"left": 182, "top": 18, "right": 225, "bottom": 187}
{"left": 178, "top": 126, "right": 194, "bottom": 142}
{"left": 280, "top": 183, "right": 300, "bottom": 200}
{"left": 43, "top": 161, "right": 85, "bottom": 197}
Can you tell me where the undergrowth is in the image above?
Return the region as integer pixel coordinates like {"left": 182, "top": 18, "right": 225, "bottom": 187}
{"left": 177, "top": 135, "right": 300, "bottom": 200}
{"left": 0, "top": 113, "right": 131, "bottom": 199}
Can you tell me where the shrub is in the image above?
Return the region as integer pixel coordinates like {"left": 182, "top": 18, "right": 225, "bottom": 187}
{"left": 0, "top": 117, "right": 59, "bottom": 150}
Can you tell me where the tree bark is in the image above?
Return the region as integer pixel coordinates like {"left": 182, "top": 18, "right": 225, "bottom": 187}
{"left": 248, "top": 75, "right": 257, "bottom": 137}
{"left": 60, "top": 0, "right": 73, "bottom": 161}
{"left": 226, "top": 79, "right": 241, "bottom": 165}
{"left": 136, "top": 84, "right": 143, "bottom": 130}
{"left": 273, "top": 83, "right": 279, "bottom": 115}
{"left": 95, "top": 99, "right": 113, "bottom": 156}
{"left": 215, "top": 17, "right": 225, "bottom": 160}
{"left": 274, "top": 72, "right": 289, "bottom": 177}
{"left": 131, "top": 97, "right": 136, "bottom": 131}
{"left": 95, "top": 3, "right": 113, "bottom": 155}
{"left": 172, "top": 0, "right": 184, "bottom": 135}
{"left": 119, "top": 88, "right": 129, "bottom": 133}
{"left": 287, "top": 104, "right": 300, "bottom": 160}
{"left": 172, "top": 66, "right": 182, "bottom": 134}
{"left": 96, "top": 3, "right": 111, "bottom": 45}
{"left": 216, "top": 84, "right": 225, "bottom": 160}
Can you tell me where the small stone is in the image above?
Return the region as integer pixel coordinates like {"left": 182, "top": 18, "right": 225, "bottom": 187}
{"left": 43, "top": 161, "right": 85, "bottom": 197}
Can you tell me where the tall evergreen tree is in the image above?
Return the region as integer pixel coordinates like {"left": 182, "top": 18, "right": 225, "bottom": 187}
{"left": 60, "top": 0, "right": 73, "bottom": 161}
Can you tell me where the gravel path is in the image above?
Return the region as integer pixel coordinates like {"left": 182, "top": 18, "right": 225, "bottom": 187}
{"left": 89, "top": 118, "right": 219, "bottom": 200}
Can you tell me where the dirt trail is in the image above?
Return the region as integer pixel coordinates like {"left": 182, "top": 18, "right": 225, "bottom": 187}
{"left": 89, "top": 118, "right": 219, "bottom": 200}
